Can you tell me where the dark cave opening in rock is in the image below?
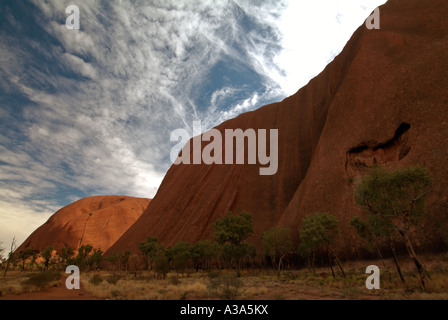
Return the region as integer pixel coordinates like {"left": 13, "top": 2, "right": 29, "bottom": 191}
{"left": 346, "top": 122, "right": 412, "bottom": 177}
{"left": 374, "top": 122, "right": 411, "bottom": 151}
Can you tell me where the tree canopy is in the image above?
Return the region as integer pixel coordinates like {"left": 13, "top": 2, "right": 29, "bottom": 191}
{"left": 213, "top": 211, "right": 254, "bottom": 246}
{"left": 354, "top": 165, "right": 433, "bottom": 290}
{"left": 212, "top": 211, "right": 254, "bottom": 276}
{"left": 354, "top": 165, "right": 433, "bottom": 231}
{"left": 299, "top": 212, "right": 338, "bottom": 251}
{"left": 299, "top": 212, "right": 345, "bottom": 277}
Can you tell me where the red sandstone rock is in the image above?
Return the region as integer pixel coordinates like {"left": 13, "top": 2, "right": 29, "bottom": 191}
{"left": 107, "top": 0, "right": 447, "bottom": 256}
{"left": 17, "top": 196, "right": 151, "bottom": 253}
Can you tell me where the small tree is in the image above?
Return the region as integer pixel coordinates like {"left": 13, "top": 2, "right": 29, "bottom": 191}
{"left": 154, "top": 254, "right": 170, "bottom": 279}
{"left": 262, "top": 227, "right": 294, "bottom": 277}
{"left": 61, "top": 246, "right": 74, "bottom": 268}
{"left": 350, "top": 216, "right": 405, "bottom": 283}
{"left": 191, "top": 240, "right": 221, "bottom": 271}
{"left": 3, "top": 237, "right": 17, "bottom": 277}
{"left": 212, "top": 211, "right": 254, "bottom": 276}
{"left": 87, "top": 248, "right": 103, "bottom": 270}
{"left": 41, "top": 246, "right": 54, "bottom": 271}
{"left": 138, "top": 237, "right": 164, "bottom": 271}
{"left": 120, "top": 251, "right": 131, "bottom": 272}
{"left": 18, "top": 248, "right": 36, "bottom": 271}
{"left": 354, "top": 165, "right": 433, "bottom": 289}
{"left": 30, "top": 250, "right": 39, "bottom": 271}
{"left": 93, "top": 248, "right": 103, "bottom": 269}
{"left": 299, "top": 213, "right": 345, "bottom": 278}
{"left": 106, "top": 254, "right": 119, "bottom": 276}
{"left": 169, "top": 242, "right": 192, "bottom": 276}
{"left": 350, "top": 217, "right": 386, "bottom": 266}
{"left": 76, "top": 244, "right": 93, "bottom": 270}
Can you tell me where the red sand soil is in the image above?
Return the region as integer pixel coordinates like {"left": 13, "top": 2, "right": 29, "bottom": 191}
{"left": 17, "top": 196, "right": 151, "bottom": 253}
{"left": 107, "top": 0, "right": 448, "bottom": 256}
{"left": 0, "top": 276, "right": 98, "bottom": 301}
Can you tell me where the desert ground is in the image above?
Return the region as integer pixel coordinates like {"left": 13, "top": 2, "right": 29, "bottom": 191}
{"left": 1, "top": 253, "right": 447, "bottom": 300}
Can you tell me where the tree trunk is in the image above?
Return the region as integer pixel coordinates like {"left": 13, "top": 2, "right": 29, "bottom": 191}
{"left": 329, "top": 247, "right": 346, "bottom": 278}
{"left": 236, "top": 262, "right": 241, "bottom": 278}
{"left": 3, "top": 238, "right": 16, "bottom": 278}
{"left": 311, "top": 252, "right": 316, "bottom": 274}
{"left": 271, "top": 256, "right": 278, "bottom": 273}
{"left": 389, "top": 236, "right": 405, "bottom": 283}
{"left": 277, "top": 254, "right": 288, "bottom": 278}
{"left": 399, "top": 231, "right": 430, "bottom": 290}
{"left": 3, "top": 259, "right": 10, "bottom": 278}
{"left": 328, "top": 252, "right": 335, "bottom": 278}
{"left": 375, "top": 246, "right": 392, "bottom": 281}
{"left": 375, "top": 247, "right": 386, "bottom": 269}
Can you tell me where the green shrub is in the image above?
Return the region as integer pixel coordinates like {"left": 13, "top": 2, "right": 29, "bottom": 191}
{"left": 110, "top": 289, "right": 121, "bottom": 298}
{"left": 154, "top": 255, "right": 170, "bottom": 279}
{"left": 342, "top": 287, "right": 361, "bottom": 298}
{"left": 106, "top": 276, "right": 119, "bottom": 285}
{"left": 22, "top": 271, "right": 60, "bottom": 290}
{"left": 89, "top": 274, "right": 103, "bottom": 286}
{"left": 207, "top": 271, "right": 220, "bottom": 280}
{"left": 179, "top": 291, "right": 189, "bottom": 300}
{"left": 282, "top": 272, "right": 298, "bottom": 281}
{"left": 169, "top": 275, "right": 180, "bottom": 285}
{"left": 208, "top": 273, "right": 244, "bottom": 300}
{"left": 213, "top": 211, "right": 254, "bottom": 276}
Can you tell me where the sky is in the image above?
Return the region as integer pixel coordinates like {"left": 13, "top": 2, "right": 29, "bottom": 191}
{"left": 0, "top": 0, "right": 387, "bottom": 250}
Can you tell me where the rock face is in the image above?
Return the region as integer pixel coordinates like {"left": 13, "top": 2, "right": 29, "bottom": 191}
{"left": 17, "top": 196, "right": 151, "bottom": 253}
{"left": 108, "top": 0, "right": 448, "bottom": 257}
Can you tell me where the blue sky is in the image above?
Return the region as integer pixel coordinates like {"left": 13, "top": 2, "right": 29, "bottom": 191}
{"left": 0, "top": 0, "right": 386, "bottom": 249}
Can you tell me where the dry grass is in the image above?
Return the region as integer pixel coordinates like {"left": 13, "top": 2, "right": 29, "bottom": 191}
{"left": 81, "top": 271, "right": 273, "bottom": 300}
{"left": 2, "top": 253, "right": 447, "bottom": 300}
{"left": 79, "top": 265, "right": 448, "bottom": 300}
{"left": 0, "top": 274, "right": 25, "bottom": 297}
{"left": 0, "top": 271, "right": 61, "bottom": 297}
{"left": 81, "top": 272, "right": 209, "bottom": 300}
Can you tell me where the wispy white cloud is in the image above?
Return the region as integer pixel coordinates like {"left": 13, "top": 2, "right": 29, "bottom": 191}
{"left": 0, "top": 0, "right": 387, "bottom": 246}
{"left": 61, "top": 52, "right": 97, "bottom": 79}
